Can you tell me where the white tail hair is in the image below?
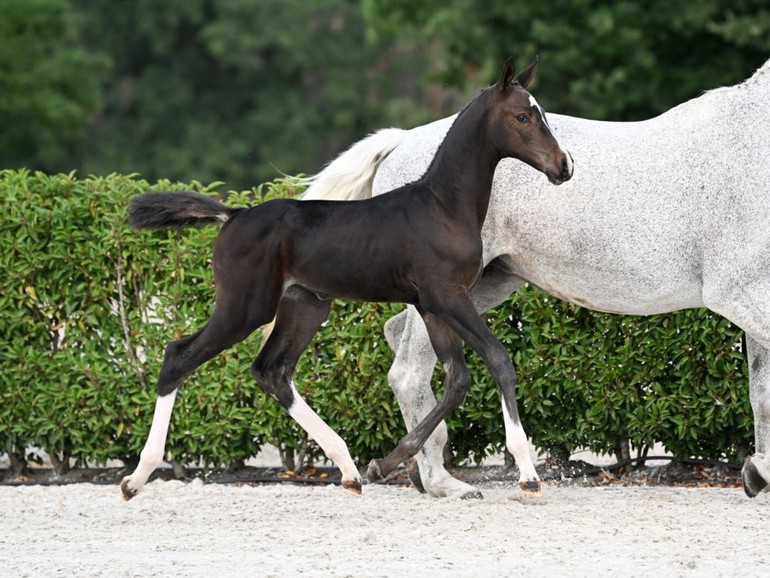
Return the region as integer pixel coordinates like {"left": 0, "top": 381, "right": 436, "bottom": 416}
{"left": 301, "top": 128, "right": 408, "bottom": 201}
{"left": 261, "top": 128, "right": 408, "bottom": 349}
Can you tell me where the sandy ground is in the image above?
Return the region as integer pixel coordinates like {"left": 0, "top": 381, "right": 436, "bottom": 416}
{"left": 2, "top": 479, "right": 768, "bottom": 577}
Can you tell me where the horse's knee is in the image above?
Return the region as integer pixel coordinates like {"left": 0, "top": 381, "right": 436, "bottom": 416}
{"left": 483, "top": 342, "right": 516, "bottom": 389}
{"left": 384, "top": 311, "right": 408, "bottom": 351}
{"left": 488, "top": 341, "right": 514, "bottom": 371}
{"left": 250, "top": 359, "right": 294, "bottom": 408}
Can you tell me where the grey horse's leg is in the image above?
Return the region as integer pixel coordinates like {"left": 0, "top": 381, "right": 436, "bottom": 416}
{"left": 384, "top": 262, "right": 526, "bottom": 498}
{"left": 743, "top": 335, "right": 770, "bottom": 496}
{"left": 703, "top": 282, "right": 770, "bottom": 498}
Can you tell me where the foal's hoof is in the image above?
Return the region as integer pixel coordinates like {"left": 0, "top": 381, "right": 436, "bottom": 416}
{"left": 519, "top": 480, "right": 542, "bottom": 496}
{"left": 120, "top": 478, "right": 139, "bottom": 501}
{"left": 366, "top": 459, "right": 384, "bottom": 483}
{"left": 341, "top": 478, "right": 363, "bottom": 496}
{"left": 742, "top": 457, "right": 769, "bottom": 498}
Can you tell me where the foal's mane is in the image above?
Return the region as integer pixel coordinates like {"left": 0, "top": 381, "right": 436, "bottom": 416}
{"left": 415, "top": 82, "right": 504, "bottom": 182}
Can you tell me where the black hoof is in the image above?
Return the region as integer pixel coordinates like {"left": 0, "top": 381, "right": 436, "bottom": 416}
{"left": 460, "top": 490, "right": 484, "bottom": 500}
{"left": 341, "top": 478, "right": 363, "bottom": 496}
{"left": 519, "top": 480, "right": 542, "bottom": 496}
{"left": 405, "top": 458, "right": 426, "bottom": 494}
{"left": 741, "top": 458, "right": 768, "bottom": 498}
{"left": 366, "top": 459, "right": 384, "bottom": 483}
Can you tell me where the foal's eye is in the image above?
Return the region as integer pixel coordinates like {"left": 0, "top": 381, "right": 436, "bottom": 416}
{"left": 515, "top": 113, "right": 529, "bottom": 123}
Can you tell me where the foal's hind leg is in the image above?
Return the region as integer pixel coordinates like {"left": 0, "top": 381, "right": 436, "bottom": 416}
{"left": 251, "top": 286, "right": 363, "bottom": 494}
{"left": 743, "top": 335, "right": 770, "bottom": 497}
{"left": 122, "top": 295, "right": 277, "bottom": 500}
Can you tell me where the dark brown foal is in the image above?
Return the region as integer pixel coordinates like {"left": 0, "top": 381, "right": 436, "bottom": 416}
{"left": 121, "top": 56, "right": 572, "bottom": 500}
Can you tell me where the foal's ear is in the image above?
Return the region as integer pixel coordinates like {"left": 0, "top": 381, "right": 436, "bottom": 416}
{"left": 514, "top": 55, "right": 539, "bottom": 89}
{"left": 498, "top": 57, "right": 516, "bottom": 94}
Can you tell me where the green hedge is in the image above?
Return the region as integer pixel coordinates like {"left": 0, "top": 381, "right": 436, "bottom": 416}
{"left": 0, "top": 170, "right": 405, "bottom": 472}
{"left": 470, "top": 291, "right": 751, "bottom": 463}
{"left": 0, "top": 170, "right": 753, "bottom": 473}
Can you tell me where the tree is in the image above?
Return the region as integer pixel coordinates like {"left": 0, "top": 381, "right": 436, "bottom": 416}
{"left": 363, "top": 0, "right": 769, "bottom": 121}
{"left": 0, "top": 0, "right": 107, "bottom": 171}
{"left": 70, "top": 0, "right": 436, "bottom": 189}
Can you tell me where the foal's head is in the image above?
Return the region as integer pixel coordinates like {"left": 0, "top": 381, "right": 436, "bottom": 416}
{"left": 488, "top": 57, "right": 573, "bottom": 185}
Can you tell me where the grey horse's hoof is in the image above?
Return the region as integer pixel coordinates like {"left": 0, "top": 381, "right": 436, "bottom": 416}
{"left": 405, "top": 458, "right": 426, "bottom": 494}
{"left": 120, "top": 478, "right": 139, "bottom": 501}
{"left": 741, "top": 457, "right": 768, "bottom": 498}
{"left": 460, "top": 490, "right": 484, "bottom": 500}
{"left": 366, "top": 459, "right": 384, "bottom": 483}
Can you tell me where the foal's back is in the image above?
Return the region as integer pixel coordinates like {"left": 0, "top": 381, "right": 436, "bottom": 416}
{"left": 216, "top": 183, "right": 481, "bottom": 304}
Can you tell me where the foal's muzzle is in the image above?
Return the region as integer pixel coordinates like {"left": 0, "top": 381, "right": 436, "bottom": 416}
{"left": 547, "top": 152, "right": 574, "bottom": 185}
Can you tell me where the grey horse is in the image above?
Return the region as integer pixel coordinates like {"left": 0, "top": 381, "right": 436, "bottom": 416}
{"left": 303, "top": 58, "right": 770, "bottom": 499}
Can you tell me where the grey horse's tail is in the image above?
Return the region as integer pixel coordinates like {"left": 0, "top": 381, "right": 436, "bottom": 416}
{"left": 128, "top": 191, "right": 243, "bottom": 230}
{"left": 259, "top": 128, "right": 407, "bottom": 348}
{"left": 300, "top": 128, "right": 407, "bottom": 201}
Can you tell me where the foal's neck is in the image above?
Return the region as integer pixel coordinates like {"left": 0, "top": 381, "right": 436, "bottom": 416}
{"left": 421, "top": 90, "right": 500, "bottom": 229}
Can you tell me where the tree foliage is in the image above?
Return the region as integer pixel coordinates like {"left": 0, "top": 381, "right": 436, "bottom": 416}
{"left": 66, "top": 0, "right": 434, "bottom": 189}
{"left": 364, "top": 0, "right": 769, "bottom": 120}
{"left": 0, "top": 0, "right": 106, "bottom": 170}
{"left": 0, "top": 171, "right": 406, "bottom": 470}
{"left": 1, "top": 3, "right": 766, "bottom": 470}
{"left": 3, "top": 1, "right": 768, "bottom": 186}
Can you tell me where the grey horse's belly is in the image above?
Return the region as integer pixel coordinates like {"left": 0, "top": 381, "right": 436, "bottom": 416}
{"left": 508, "top": 256, "right": 704, "bottom": 315}
{"left": 492, "top": 192, "right": 705, "bottom": 315}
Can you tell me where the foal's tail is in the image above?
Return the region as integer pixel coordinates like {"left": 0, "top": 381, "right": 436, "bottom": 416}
{"left": 128, "top": 191, "right": 242, "bottom": 230}
{"left": 301, "top": 128, "right": 408, "bottom": 201}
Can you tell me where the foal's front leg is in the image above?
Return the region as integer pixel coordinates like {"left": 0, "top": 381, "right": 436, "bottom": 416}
{"left": 385, "top": 306, "right": 482, "bottom": 499}
{"left": 444, "top": 296, "right": 540, "bottom": 494}
{"left": 370, "top": 292, "right": 540, "bottom": 494}
{"left": 368, "top": 309, "right": 473, "bottom": 488}
{"left": 383, "top": 265, "right": 528, "bottom": 498}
